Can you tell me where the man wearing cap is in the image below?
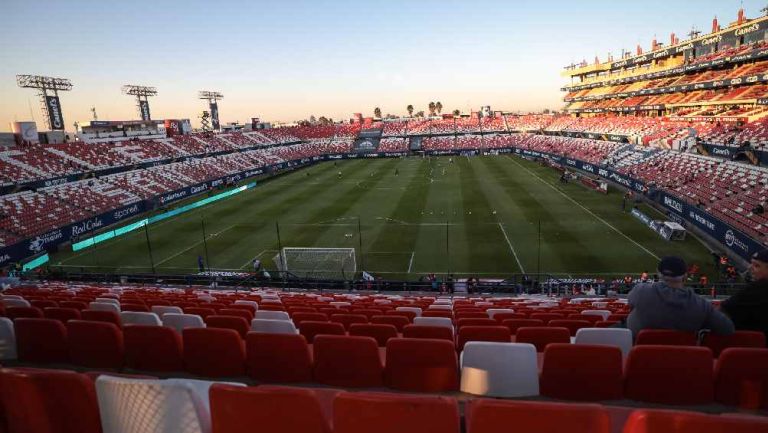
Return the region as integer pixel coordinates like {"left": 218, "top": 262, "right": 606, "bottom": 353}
{"left": 626, "top": 256, "right": 734, "bottom": 337}
{"left": 720, "top": 249, "right": 768, "bottom": 339}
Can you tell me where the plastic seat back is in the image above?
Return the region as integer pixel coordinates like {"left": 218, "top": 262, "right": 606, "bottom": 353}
{"left": 714, "top": 348, "right": 768, "bottom": 408}
{"left": 15, "top": 318, "right": 68, "bottom": 363}
{"left": 0, "top": 368, "right": 102, "bottom": 433}
{"left": 574, "top": 328, "right": 633, "bottom": 357}
{"left": 183, "top": 328, "right": 245, "bottom": 377}
{"left": 206, "top": 315, "right": 250, "bottom": 338}
{"left": 245, "top": 333, "right": 312, "bottom": 383}
{"left": 540, "top": 344, "right": 624, "bottom": 401}
{"left": 635, "top": 329, "right": 697, "bottom": 346}
{"left": 67, "top": 320, "right": 124, "bottom": 369}
{"left": 385, "top": 338, "right": 458, "bottom": 392}
{"left": 163, "top": 313, "right": 206, "bottom": 333}
{"left": 461, "top": 342, "right": 539, "bottom": 397}
{"left": 210, "top": 384, "right": 330, "bottom": 433}
{"left": 298, "top": 320, "right": 344, "bottom": 342}
{"left": 334, "top": 391, "right": 460, "bottom": 433}
{"left": 120, "top": 311, "right": 162, "bottom": 326}
{"left": 457, "top": 326, "right": 511, "bottom": 351}
{"left": 313, "top": 335, "right": 383, "bottom": 388}
{"left": 625, "top": 345, "right": 714, "bottom": 405}
{"left": 124, "top": 325, "right": 184, "bottom": 372}
{"left": 465, "top": 399, "right": 610, "bottom": 433}
{"left": 515, "top": 327, "right": 570, "bottom": 352}
{"left": 348, "top": 323, "right": 398, "bottom": 347}
{"left": 622, "top": 409, "right": 768, "bottom": 433}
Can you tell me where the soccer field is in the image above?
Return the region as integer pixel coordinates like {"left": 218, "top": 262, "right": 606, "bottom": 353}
{"left": 52, "top": 155, "right": 717, "bottom": 280}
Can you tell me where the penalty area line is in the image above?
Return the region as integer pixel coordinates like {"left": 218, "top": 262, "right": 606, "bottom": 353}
{"left": 498, "top": 222, "right": 526, "bottom": 274}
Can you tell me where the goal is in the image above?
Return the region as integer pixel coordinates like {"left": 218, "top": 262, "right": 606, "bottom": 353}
{"left": 273, "top": 247, "right": 357, "bottom": 280}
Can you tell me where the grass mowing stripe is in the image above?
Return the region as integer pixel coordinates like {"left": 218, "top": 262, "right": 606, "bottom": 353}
{"left": 505, "top": 154, "right": 660, "bottom": 261}
{"left": 482, "top": 155, "right": 607, "bottom": 272}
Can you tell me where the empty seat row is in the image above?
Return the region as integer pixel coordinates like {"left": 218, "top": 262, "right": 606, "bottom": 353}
{"left": 2, "top": 368, "right": 767, "bottom": 433}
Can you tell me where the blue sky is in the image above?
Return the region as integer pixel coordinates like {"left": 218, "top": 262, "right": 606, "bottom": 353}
{"left": 0, "top": 0, "right": 761, "bottom": 130}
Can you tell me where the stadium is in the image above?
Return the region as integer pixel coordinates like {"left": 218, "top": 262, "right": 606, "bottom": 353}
{"left": 0, "top": 2, "right": 767, "bottom": 433}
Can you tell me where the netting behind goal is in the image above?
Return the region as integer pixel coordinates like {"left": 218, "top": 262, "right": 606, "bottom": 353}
{"left": 273, "top": 247, "right": 356, "bottom": 280}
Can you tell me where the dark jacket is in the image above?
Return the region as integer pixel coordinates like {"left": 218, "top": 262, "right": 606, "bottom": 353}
{"left": 720, "top": 280, "right": 768, "bottom": 339}
{"left": 627, "top": 282, "right": 735, "bottom": 337}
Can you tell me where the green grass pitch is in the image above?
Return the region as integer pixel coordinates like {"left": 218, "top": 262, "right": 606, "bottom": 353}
{"left": 52, "top": 155, "right": 718, "bottom": 281}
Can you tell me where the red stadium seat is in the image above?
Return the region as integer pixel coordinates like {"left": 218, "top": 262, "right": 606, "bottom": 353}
{"left": 123, "top": 325, "right": 184, "bottom": 372}
{"left": 245, "top": 333, "right": 312, "bottom": 383}
{"left": 548, "top": 319, "right": 592, "bottom": 336}
{"left": 702, "top": 331, "right": 766, "bottom": 357}
{"left": 540, "top": 344, "right": 624, "bottom": 401}
{"left": 371, "top": 315, "right": 410, "bottom": 332}
{"left": 292, "top": 312, "right": 329, "bottom": 326}
{"left": 206, "top": 315, "right": 250, "bottom": 338}
{"left": 330, "top": 314, "right": 368, "bottom": 330}
{"left": 29, "top": 300, "right": 57, "bottom": 309}
{"left": 456, "top": 318, "right": 497, "bottom": 329}
{"left": 624, "top": 345, "right": 714, "bottom": 405}
{"left": 635, "top": 329, "right": 697, "bottom": 346}
{"left": 6, "top": 306, "right": 43, "bottom": 320}
{"left": 422, "top": 310, "right": 453, "bottom": 319}
{"left": 15, "top": 318, "right": 69, "bottom": 363}
{"left": 529, "top": 313, "right": 564, "bottom": 324}
{"left": 714, "top": 348, "right": 768, "bottom": 408}
{"left": 465, "top": 399, "right": 610, "bottom": 433}
{"left": 334, "top": 391, "right": 460, "bottom": 433}
{"left": 67, "top": 320, "right": 124, "bottom": 369}
{"left": 385, "top": 338, "right": 458, "bottom": 392}
{"left": 184, "top": 307, "right": 216, "bottom": 320}
{"left": 210, "top": 384, "right": 331, "bottom": 433}
{"left": 81, "top": 309, "right": 122, "bottom": 327}
{"left": 402, "top": 325, "right": 454, "bottom": 341}
{"left": 313, "top": 335, "right": 383, "bottom": 388}
{"left": 622, "top": 409, "right": 768, "bottom": 433}
{"left": 385, "top": 310, "right": 415, "bottom": 322}
{"left": 218, "top": 308, "right": 254, "bottom": 322}
{"left": 492, "top": 313, "right": 526, "bottom": 322}
{"left": 515, "top": 327, "right": 570, "bottom": 352}
{"left": 457, "top": 326, "right": 511, "bottom": 351}
{"left": 567, "top": 314, "right": 602, "bottom": 325}
{"left": 455, "top": 312, "right": 487, "bottom": 320}
{"left": 183, "top": 328, "right": 245, "bottom": 377}
{"left": 121, "top": 303, "right": 149, "bottom": 312}
{"left": 59, "top": 301, "right": 88, "bottom": 311}
{"left": 348, "top": 323, "right": 398, "bottom": 347}
{"left": 501, "top": 319, "right": 544, "bottom": 335}
{"left": 43, "top": 307, "right": 81, "bottom": 323}
{"left": 0, "top": 368, "right": 102, "bottom": 433}
{"left": 298, "top": 321, "right": 346, "bottom": 343}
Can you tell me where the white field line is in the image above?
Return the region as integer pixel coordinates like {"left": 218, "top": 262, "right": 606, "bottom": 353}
{"left": 239, "top": 249, "right": 275, "bottom": 269}
{"left": 505, "top": 155, "right": 660, "bottom": 261}
{"left": 498, "top": 222, "right": 526, "bottom": 273}
{"left": 407, "top": 251, "right": 416, "bottom": 273}
{"left": 155, "top": 223, "right": 238, "bottom": 266}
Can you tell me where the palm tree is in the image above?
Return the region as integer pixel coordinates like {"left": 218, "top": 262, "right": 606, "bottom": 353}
{"left": 452, "top": 109, "right": 460, "bottom": 116}
{"left": 407, "top": 105, "right": 414, "bottom": 117}
{"left": 374, "top": 107, "right": 382, "bottom": 118}
{"left": 428, "top": 102, "right": 436, "bottom": 116}
{"left": 436, "top": 101, "right": 443, "bottom": 114}
{"left": 309, "top": 115, "right": 317, "bottom": 124}
{"left": 415, "top": 110, "right": 425, "bottom": 118}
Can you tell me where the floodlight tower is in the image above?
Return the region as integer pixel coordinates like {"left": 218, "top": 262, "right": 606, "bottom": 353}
{"left": 16, "top": 74, "right": 73, "bottom": 130}
{"left": 122, "top": 85, "right": 158, "bottom": 121}
{"left": 199, "top": 91, "right": 223, "bottom": 130}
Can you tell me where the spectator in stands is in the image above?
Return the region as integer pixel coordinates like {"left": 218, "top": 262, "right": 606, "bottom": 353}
{"left": 197, "top": 255, "right": 205, "bottom": 273}
{"left": 626, "top": 256, "right": 734, "bottom": 337}
{"left": 721, "top": 249, "right": 768, "bottom": 339}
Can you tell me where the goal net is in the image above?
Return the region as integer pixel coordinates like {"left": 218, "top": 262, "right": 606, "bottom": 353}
{"left": 273, "top": 247, "right": 357, "bottom": 280}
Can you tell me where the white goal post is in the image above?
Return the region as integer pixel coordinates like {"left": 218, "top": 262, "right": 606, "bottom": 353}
{"left": 273, "top": 247, "right": 357, "bottom": 280}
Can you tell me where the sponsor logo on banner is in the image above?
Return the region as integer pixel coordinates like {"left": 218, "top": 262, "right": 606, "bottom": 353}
{"left": 663, "top": 195, "right": 684, "bottom": 213}
{"left": 566, "top": 159, "right": 577, "bottom": 166}
{"left": 688, "top": 210, "right": 716, "bottom": 231}
{"left": 736, "top": 23, "right": 760, "bottom": 36}
{"left": 113, "top": 204, "right": 140, "bottom": 220}
{"left": 191, "top": 184, "right": 208, "bottom": 194}
{"left": 0, "top": 254, "right": 11, "bottom": 265}
{"left": 211, "top": 179, "right": 224, "bottom": 188}
{"left": 71, "top": 217, "right": 105, "bottom": 238}
{"left": 160, "top": 190, "right": 187, "bottom": 204}
{"left": 45, "top": 96, "right": 64, "bottom": 130}
{"left": 725, "top": 229, "right": 749, "bottom": 253}
{"left": 711, "top": 147, "right": 732, "bottom": 157}
{"left": 28, "top": 229, "right": 64, "bottom": 253}
{"left": 44, "top": 177, "right": 69, "bottom": 187}
{"left": 581, "top": 164, "right": 595, "bottom": 173}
